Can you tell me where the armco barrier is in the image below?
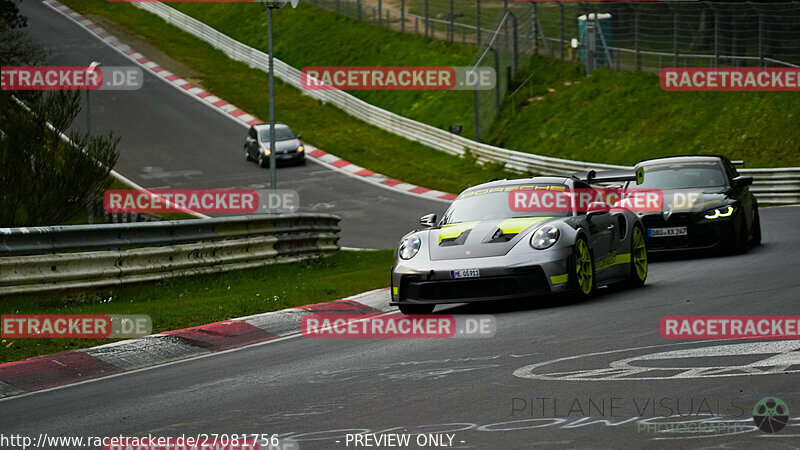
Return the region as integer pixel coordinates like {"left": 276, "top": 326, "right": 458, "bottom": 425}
{"left": 131, "top": 2, "right": 800, "bottom": 204}
{"left": 0, "top": 214, "right": 340, "bottom": 296}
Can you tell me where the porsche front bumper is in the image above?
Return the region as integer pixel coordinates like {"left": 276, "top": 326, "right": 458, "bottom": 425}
{"left": 390, "top": 248, "right": 573, "bottom": 305}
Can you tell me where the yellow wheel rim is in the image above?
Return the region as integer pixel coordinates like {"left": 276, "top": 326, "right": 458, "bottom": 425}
{"left": 575, "top": 239, "right": 593, "bottom": 295}
{"left": 633, "top": 227, "right": 648, "bottom": 280}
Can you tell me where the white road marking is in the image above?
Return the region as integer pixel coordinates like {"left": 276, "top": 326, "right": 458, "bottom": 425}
{"left": 514, "top": 340, "right": 800, "bottom": 381}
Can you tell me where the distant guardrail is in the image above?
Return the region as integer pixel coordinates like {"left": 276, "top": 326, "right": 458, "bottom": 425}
{"left": 0, "top": 214, "right": 340, "bottom": 296}
{"left": 130, "top": 2, "right": 800, "bottom": 205}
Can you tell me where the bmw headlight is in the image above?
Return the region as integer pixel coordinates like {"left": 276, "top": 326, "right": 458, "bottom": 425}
{"left": 297, "top": 145, "right": 304, "bottom": 153}
{"left": 704, "top": 205, "right": 734, "bottom": 220}
{"left": 262, "top": 148, "right": 271, "bottom": 156}
{"left": 530, "top": 225, "right": 560, "bottom": 250}
{"left": 399, "top": 235, "right": 421, "bottom": 260}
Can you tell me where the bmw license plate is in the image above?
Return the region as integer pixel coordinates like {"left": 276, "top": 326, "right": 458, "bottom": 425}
{"left": 648, "top": 226, "right": 688, "bottom": 238}
{"left": 450, "top": 268, "right": 480, "bottom": 279}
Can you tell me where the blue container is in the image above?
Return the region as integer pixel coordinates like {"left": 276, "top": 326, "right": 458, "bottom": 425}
{"left": 578, "top": 13, "right": 613, "bottom": 66}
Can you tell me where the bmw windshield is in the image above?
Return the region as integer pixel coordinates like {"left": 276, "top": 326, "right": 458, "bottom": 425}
{"left": 635, "top": 161, "right": 728, "bottom": 190}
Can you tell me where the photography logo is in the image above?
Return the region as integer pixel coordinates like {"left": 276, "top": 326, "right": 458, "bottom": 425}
{"left": 752, "top": 397, "right": 789, "bottom": 433}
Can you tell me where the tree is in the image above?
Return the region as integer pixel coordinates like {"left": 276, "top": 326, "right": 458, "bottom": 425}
{"left": 0, "top": 0, "right": 26, "bottom": 29}
{"left": 0, "top": 2, "right": 120, "bottom": 226}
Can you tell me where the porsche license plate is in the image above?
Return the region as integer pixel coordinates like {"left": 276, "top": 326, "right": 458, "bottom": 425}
{"left": 648, "top": 226, "right": 688, "bottom": 238}
{"left": 450, "top": 268, "right": 480, "bottom": 279}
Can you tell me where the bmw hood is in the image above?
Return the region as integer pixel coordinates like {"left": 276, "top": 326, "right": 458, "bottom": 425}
{"left": 426, "top": 217, "right": 556, "bottom": 260}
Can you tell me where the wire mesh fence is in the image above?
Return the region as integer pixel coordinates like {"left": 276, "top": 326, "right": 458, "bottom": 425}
{"left": 308, "top": 1, "right": 800, "bottom": 69}
{"left": 305, "top": 0, "right": 800, "bottom": 140}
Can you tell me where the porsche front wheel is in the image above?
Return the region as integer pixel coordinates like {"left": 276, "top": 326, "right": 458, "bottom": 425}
{"left": 627, "top": 226, "right": 648, "bottom": 287}
{"left": 570, "top": 237, "right": 595, "bottom": 299}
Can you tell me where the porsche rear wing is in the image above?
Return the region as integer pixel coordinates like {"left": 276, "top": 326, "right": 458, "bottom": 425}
{"left": 572, "top": 168, "right": 645, "bottom": 185}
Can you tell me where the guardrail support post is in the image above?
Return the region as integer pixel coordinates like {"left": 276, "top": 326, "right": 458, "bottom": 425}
{"left": 476, "top": 0, "right": 481, "bottom": 48}
{"left": 559, "top": 3, "right": 565, "bottom": 61}
{"left": 532, "top": 2, "right": 538, "bottom": 54}
{"left": 714, "top": 11, "right": 719, "bottom": 67}
{"left": 401, "top": 0, "right": 405, "bottom": 33}
{"left": 449, "top": 0, "right": 454, "bottom": 43}
{"left": 424, "top": 0, "right": 429, "bottom": 37}
{"left": 758, "top": 12, "right": 764, "bottom": 67}
{"left": 673, "top": 10, "right": 679, "bottom": 68}
{"left": 507, "top": 11, "right": 518, "bottom": 77}
{"left": 593, "top": 7, "right": 599, "bottom": 70}
{"left": 634, "top": 9, "right": 640, "bottom": 71}
{"left": 491, "top": 46, "right": 501, "bottom": 113}
{"left": 473, "top": 88, "right": 480, "bottom": 142}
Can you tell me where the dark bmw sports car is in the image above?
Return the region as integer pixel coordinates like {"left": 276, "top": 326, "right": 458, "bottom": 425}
{"left": 625, "top": 155, "right": 761, "bottom": 254}
{"left": 390, "top": 172, "right": 649, "bottom": 315}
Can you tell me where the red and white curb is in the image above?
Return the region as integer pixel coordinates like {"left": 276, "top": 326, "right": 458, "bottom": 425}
{"left": 44, "top": 0, "right": 455, "bottom": 204}
{"left": 0, "top": 288, "right": 392, "bottom": 398}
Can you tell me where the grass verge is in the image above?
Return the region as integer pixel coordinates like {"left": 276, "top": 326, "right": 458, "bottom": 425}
{"left": 0, "top": 249, "right": 393, "bottom": 363}
{"left": 496, "top": 65, "right": 800, "bottom": 167}
{"left": 159, "top": 2, "right": 800, "bottom": 168}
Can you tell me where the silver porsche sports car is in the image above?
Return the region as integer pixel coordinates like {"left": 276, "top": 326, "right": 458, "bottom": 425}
{"left": 390, "top": 171, "right": 649, "bottom": 314}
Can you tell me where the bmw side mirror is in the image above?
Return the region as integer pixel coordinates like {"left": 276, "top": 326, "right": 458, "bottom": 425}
{"left": 587, "top": 202, "right": 610, "bottom": 217}
{"left": 420, "top": 213, "right": 437, "bottom": 228}
{"left": 732, "top": 176, "right": 753, "bottom": 188}
{"left": 295, "top": 134, "right": 302, "bottom": 140}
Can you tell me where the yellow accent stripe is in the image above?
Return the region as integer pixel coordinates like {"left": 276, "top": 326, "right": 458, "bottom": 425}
{"left": 550, "top": 274, "right": 568, "bottom": 285}
{"left": 438, "top": 221, "right": 479, "bottom": 244}
{"left": 392, "top": 286, "right": 398, "bottom": 295}
{"left": 595, "top": 252, "right": 632, "bottom": 271}
{"left": 496, "top": 217, "right": 553, "bottom": 235}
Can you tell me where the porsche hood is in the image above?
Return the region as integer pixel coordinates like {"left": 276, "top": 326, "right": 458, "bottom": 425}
{"left": 426, "top": 217, "right": 556, "bottom": 260}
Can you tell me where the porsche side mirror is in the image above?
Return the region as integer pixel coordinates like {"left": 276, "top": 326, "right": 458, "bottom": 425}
{"left": 732, "top": 176, "right": 753, "bottom": 188}
{"left": 420, "top": 213, "right": 437, "bottom": 228}
{"left": 587, "top": 202, "right": 610, "bottom": 217}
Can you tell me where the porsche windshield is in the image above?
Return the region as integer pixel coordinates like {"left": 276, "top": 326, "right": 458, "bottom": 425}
{"left": 441, "top": 185, "right": 571, "bottom": 224}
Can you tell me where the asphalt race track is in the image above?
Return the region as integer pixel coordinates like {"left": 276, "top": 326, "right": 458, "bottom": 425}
{"left": 6, "top": 2, "right": 800, "bottom": 449}
{"left": 2, "top": 201, "right": 799, "bottom": 448}
{"left": 19, "top": 0, "right": 447, "bottom": 249}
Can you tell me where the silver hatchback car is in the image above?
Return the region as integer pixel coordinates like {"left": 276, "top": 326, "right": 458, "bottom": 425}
{"left": 244, "top": 123, "right": 305, "bottom": 167}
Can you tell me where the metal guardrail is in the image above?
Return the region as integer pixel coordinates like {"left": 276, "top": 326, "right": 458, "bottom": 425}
{"left": 0, "top": 214, "right": 340, "bottom": 296}
{"left": 132, "top": 3, "right": 800, "bottom": 205}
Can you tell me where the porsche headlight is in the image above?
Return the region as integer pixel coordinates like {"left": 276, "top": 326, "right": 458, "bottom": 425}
{"left": 399, "top": 236, "right": 421, "bottom": 260}
{"left": 704, "top": 205, "right": 734, "bottom": 220}
{"left": 530, "top": 225, "right": 559, "bottom": 250}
